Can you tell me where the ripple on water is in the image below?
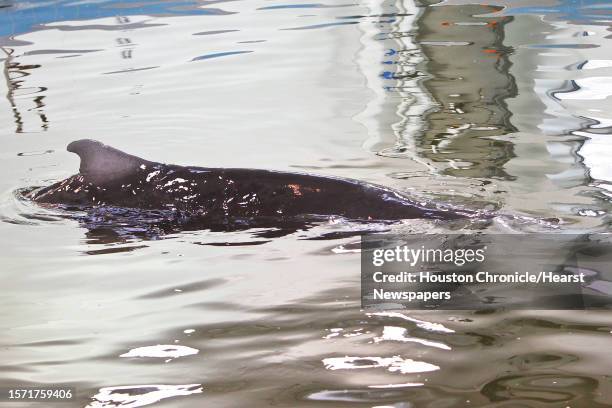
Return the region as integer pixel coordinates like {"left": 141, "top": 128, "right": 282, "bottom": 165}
{"left": 481, "top": 374, "right": 599, "bottom": 404}
{"left": 0, "top": 188, "right": 66, "bottom": 226}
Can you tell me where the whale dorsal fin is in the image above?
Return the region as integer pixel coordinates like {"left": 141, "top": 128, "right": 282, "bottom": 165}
{"left": 67, "top": 139, "right": 154, "bottom": 185}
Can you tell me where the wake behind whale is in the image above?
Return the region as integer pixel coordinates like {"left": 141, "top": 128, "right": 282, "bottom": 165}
{"left": 23, "top": 140, "right": 477, "bottom": 238}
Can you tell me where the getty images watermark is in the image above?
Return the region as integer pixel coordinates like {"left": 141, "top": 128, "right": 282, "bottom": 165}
{"left": 361, "top": 234, "right": 611, "bottom": 310}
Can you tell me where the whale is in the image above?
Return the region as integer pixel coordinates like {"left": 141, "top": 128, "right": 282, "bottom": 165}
{"left": 25, "top": 139, "right": 470, "bottom": 223}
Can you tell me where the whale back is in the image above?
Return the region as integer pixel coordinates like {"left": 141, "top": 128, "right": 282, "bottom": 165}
{"left": 26, "top": 139, "right": 474, "bottom": 223}
{"left": 67, "top": 139, "right": 154, "bottom": 185}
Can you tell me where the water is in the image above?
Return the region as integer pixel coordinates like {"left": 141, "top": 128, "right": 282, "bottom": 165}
{"left": 1, "top": 0, "right": 612, "bottom": 406}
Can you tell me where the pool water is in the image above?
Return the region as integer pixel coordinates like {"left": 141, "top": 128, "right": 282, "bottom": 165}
{"left": 1, "top": 0, "right": 611, "bottom": 406}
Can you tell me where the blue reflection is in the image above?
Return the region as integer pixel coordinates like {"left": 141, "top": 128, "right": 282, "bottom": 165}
{"left": 191, "top": 50, "right": 252, "bottom": 61}
{"left": 502, "top": 0, "right": 612, "bottom": 24}
{"left": 0, "top": 0, "right": 227, "bottom": 37}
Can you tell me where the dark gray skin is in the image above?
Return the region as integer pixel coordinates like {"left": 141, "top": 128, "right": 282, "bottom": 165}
{"left": 26, "top": 139, "right": 468, "bottom": 221}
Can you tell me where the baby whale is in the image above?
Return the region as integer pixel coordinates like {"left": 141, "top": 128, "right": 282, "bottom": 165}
{"left": 26, "top": 139, "right": 469, "bottom": 222}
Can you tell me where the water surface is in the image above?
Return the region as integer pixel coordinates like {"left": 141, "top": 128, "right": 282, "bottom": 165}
{"left": 1, "top": 0, "right": 612, "bottom": 406}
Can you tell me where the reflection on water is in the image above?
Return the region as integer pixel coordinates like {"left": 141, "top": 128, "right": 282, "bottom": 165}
{"left": 496, "top": 0, "right": 612, "bottom": 222}
{"left": 417, "top": 2, "right": 518, "bottom": 179}
{"left": 87, "top": 384, "right": 203, "bottom": 408}
{"left": 0, "top": 0, "right": 612, "bottom": 407}
{"left": 1, "top": 47, "right": 48, "bottom": 133}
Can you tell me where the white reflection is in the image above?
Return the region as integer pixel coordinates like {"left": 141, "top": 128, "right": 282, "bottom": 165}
{"left": 120, "top": 344, "right": 199, "bottom": 359}
{"left": 374, "top": 326, "right": 451, "bottom": 350}
{"left": 491, "top": 3, "right": 612, "bottom": 204}
{"left": 580, "top": 60, "right": 612, "bottom": 70}
{"left": 323, "top": 355, "right": 439, "bottom": 374}
{"left": 87, "top": 384, "right": 203, "bottom": 408}
{"left": 354, "top": 0, "right": 436, "bottom": 169}
{"left": 575, "top": 130, "right": 612, "bottom": 194}
{"left": 556, "top": 77, "right": 612, "bottom": 100}
{"left": 369, "top": 382, "right": 424, "bottom": 388}
{"left": 368, "top": 311, "right": 455, "bottom": 333}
